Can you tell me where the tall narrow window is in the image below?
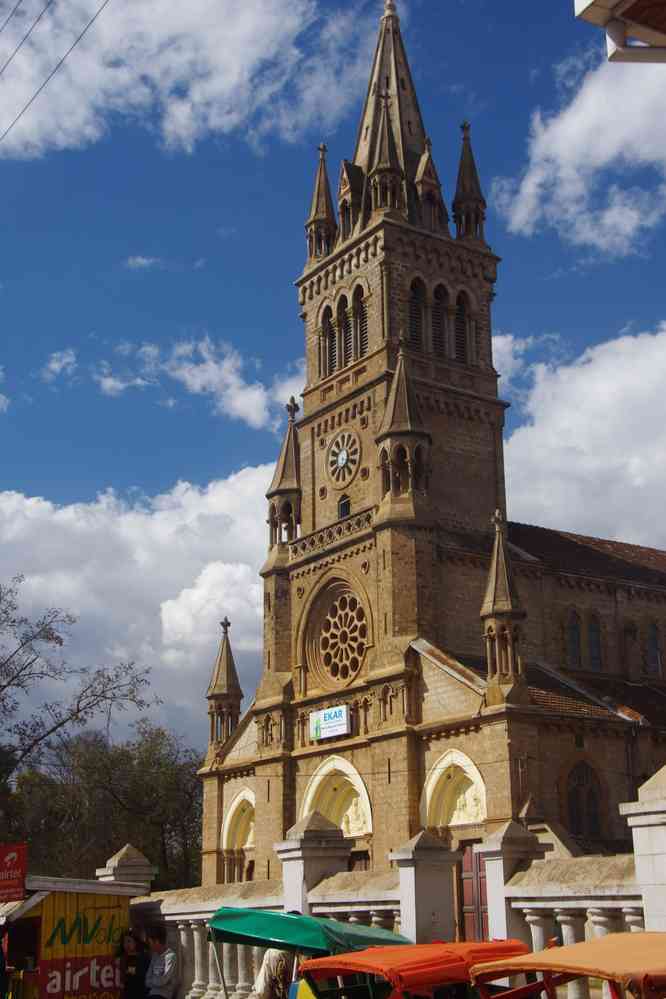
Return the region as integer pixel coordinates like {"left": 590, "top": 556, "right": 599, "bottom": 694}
{"left": 567, "top": 610, "right": 582, "bottom": 669}
{"left": 567, "top": 762, "right": 601, "bottom": 839}
{"left": 323, "top": 307, "right": 336, "bottom": 375}
{"left": 588, "top": 616, "right": 602, "bottom": 671}
{"left": 338, "top": 297, "right": 352, "bottom": 367}
{"left": 455, "top": 293, "right": 468, "bottom": 363}
{"left": 380, "top": 448, "right": 390, "bottom": 497}
{"left": 647, "top": 623, "right": 661, "bottom": 675}
{"left": 340, "top": 200, "right": 351, "bottom": 239}
{"left": 413, "top": 445, "right": 425, "bottom": 492}
{"left": 432, "top": 285, "right": 447, "bottom": 357}
{"left": 338, "top": 494, "right": 351, "bottom": 519}
{"left": 354, "top": 287, "right": 369, "bottom": 358}
{"left": 393, "top": 446, "right": 409, "bottom": 495}
{"left": 409, "top": 279, "right": 426, "bottom": 351}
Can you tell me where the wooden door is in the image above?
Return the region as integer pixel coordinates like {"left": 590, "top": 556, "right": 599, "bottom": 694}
{"left": 459, "top": 844, "right": 488, "bottom": 941}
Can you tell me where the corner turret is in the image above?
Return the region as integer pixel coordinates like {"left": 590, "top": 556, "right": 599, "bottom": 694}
{"left": 207, "top": 616, "right": 243, "bottom": 746}
{"left": 453, "top": 122, "right": 487, "bottom": 242}
{"left": 306, "top": 144, "right": 337, "bottom": 264}
{"left": 481, "top": 511, "right": 527, "bottom": 705}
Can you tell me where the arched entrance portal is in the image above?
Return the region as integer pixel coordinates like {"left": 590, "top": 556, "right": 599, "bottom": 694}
{"left": 421, "top": 750, "right": 488, "bottom": 942}
{"left": 300, "top": 757, "right": 372, "bottom": 866}
{"left": 221, "top": 789, "right": 255, "bottom": 883}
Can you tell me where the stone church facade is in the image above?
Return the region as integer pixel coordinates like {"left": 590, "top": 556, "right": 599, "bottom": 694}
{"left": 200, "top": 0, "right": 666, "bottom": 938}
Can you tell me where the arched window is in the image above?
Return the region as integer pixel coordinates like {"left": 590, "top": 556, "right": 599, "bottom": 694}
{"left": 413, "top": 445, "right": 425, "bottom": 492}
{"left": 393, "top": 446, "right": 409, "bottom": 495}
{"left": 280, "top": 501, "right": 293, "bottom": 543}
{"left": 567, "top": 762, "right": 601, "bottom": 839}
{"left": 647, "top": 623, "right": 661, "bottom": 675}
{"left": 588, "top": 616, "right": 602, "bottom": 671}
{"left": 408, "top": 279, "right": 426, "bottom": 351}
{"left": 340, "top": 201, "right": 352, "bottom": 240}
{"left": 567, "top": 611, "right": 582, "bottom": 669}
{"left": 380, "top": 448, "right": 390, "bottom": 497}
{"left": 455, "top": 293, "right": 469, "bottom": 363}
{"left": 323, "top": 307, "right": 336, "bottom": 376}
{"left": 432, "top": 285, "right": 447, "bottom": 357}
{"left": 338, "top": 494, "right": 351, "bottom": 519}
{"left": 338, "top": 297, "right": 353, "bottom": 368}
{"left": 354, "top": 287, "right": 369, "bottom": 358}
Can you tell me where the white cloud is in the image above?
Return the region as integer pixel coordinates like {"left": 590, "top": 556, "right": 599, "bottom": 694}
{"left": 124, "top": 256, "right": 164, "bottom": 270}
{"left": 92, "top": 361, "right": 152, "bottom": 397}
{"left": 271, "top": 357, "right": 306, "bottom": 409}
{"left": 493, "top": 54, "right": 666, "bottom": 256}
{"left": 506, "top": 322, "right": 666, "bottom": 547}
{"left": 40, "top": 347, "right": 78, "bottom": 383}
{"left": 0, "top": 466, "right": 272, "bottom": 740}
{"left": 0, "top": 395, "right": 9, "bottom": 413}
{"left": 0, "top": 0, "right": 377, "bottom": 159}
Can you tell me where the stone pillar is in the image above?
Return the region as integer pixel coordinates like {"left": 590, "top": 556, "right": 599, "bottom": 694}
{"left": 252, "top": 948, "right": 265, "bottom": 982}
{"left": 234, "top": 946, "right": 253, "bottom": 998}
{"left": 370, "top": 910, "right": 391, "bottom": 930}
{"left": 179, "top": 923, "right": 195, "bottom": 999}
{"left": 588, "top": 908, "right": 621, "bottom": 999}
{"left": 189, "top": 921, "right": 209, "bottom": 999}
{"left": 555, "top": 910, "right": 589, "bottom": 999}
{"left": 523, "top": 908, "right": 555, "bottom": 953}
{"left": 274, "top": 812, "right": 353, "bottom": 914}
{"left": 620, "top": 766, "right": 666, "bottom": 931}
{"left": 95, "top": 843, "right": 158, "bottom": 894}
{"left": 222, "top": 943, "right": 238, "bottom": 999}
{"left": 476, "top": 821, "right": 543, "bottom": 945}
{"left": 389, "top": 831, "right": 461, "bottom": 943}
{"left": 204, "top": 942, "right": 222, "bottom": 999}
{"left": 622, "top": 906, "right": 645, "bottom": 932}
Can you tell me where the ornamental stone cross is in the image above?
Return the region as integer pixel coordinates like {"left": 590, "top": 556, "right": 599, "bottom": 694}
{"left": 220, "top": 616, "right": 231, "bottom": 636}
{"left": 286, "top": 396, "right": 300, "bottom": 421}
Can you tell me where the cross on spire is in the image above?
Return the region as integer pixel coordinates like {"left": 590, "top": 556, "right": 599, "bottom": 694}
{"left": 220, "top": 616, "right": 231, "bottom": 636}
{"left": 384, "top": 0, "right": 397, "bottom": 15}
{"left": 492, "top": 508, "right": 505, "bottom": 534}
{"left": 318, "top": 142, "right": 327, "bottom": 159}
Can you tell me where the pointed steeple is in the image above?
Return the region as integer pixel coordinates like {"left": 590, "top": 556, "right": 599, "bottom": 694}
{"left": 481, "top": 511, "right": 527, "bottom": 705}
{"left": 207, "top": 617, "right": 243, "bottom": 746}
{"left": 353, "top": 0, "right": 428, "bottom": 196}
{"left": 267, "top": 397, "right": 302, "bottom": 548}
{"left": 415, "top": 136, "right": 449, "bottom": 233}
{"left": 267, "top": 396, "right": 301, "bottom": 498}
{"left": 377, "top": 338, "right": 429, "bottom": 443}
{"left": 306, "top": 144, "right": 337, "bottom": 263}
{"left": 453, "top": 122, "right": 487, "bottom": 241}
{"left": 481, "top": 510, "right": 524, "bottom": 619}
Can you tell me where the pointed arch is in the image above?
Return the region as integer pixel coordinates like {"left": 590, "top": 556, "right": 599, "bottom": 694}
{"left": 567, "top": 610, "right": 582, "bottom": 669}
{"left": 353, "top": 285, "right": 369, "bottom": 358}
{"left": 432, "top": 285, "right": 448, "bottom": 357}
{"left": 455, "top": 292, "right": 469, "bottom": 363}
{"left": 337, "top": 295, "right": 353, "bottom": 368}
{"left": 299, "top": 755, "right": 372, "bottom": 837}
{"left": 221, "top": 788, "right": 256, "bottom": 851}
{"left": 323, "top": 306, "right": 336, "bottom": 376}
{"left": 420, "top": 749, "right": 487, "bottom": 829}
{"left": 588, "top": 614, "right": 602, "bottom": 671}
{"left": 567, "top": 761, "right": 601, "bottom": 839}
{"left": 379, "top": 448, "right": 390, "bottom": 497}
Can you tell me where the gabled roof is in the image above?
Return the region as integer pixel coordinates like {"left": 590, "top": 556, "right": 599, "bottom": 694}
{"left": 376, "top": 345, "right": 429, "bottom": 442}
{"left": 415, "top": 139, "right": 442, "bottom": 189}
{"left": 307, "top": 144, "right": 336, "bottom": 227}
{"left": 353, "top": 0, "right": 428, "bottom": 186}
{"left": 371, "top": 94, "right": 402, "bottom": 175}
{"left": 208, "top": 620, "right": 242, "bottom": 700}
{"left": 453, "top": 122, "right": 486, "bottom": 212}
{"left": 480, "top": 511, "right": 525, "bottom": 619}
{"left": 267, "top": 398, "right": 301, "bottom": 498}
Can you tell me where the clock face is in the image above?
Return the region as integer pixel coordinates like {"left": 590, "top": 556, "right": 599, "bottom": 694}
{"left": 327, "top": 432, "right": 360, "bottom": 486}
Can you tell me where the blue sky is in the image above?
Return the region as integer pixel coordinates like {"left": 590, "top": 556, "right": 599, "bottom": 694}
{"left": 3, "top": 0, "right": 666, "bottom": 741}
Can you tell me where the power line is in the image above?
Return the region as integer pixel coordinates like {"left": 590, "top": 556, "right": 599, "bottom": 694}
{"left": 0, "top": 0, "right": 56, "bottom": 80}
{"left": 0, "top": 0, "right": 26, "bottom": 39}
{"left": 0, "top": 0, "right": 113, "bottom": 147}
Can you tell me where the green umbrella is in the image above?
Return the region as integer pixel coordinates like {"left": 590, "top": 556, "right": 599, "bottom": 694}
{"left": 208, "top": 906, "right": 409, "bottom": 956}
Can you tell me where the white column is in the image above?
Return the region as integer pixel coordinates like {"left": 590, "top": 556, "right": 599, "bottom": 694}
{"left": 179, "top": 922, "right": 195, "bottom": 999}
{"left": 588, "top": 908, "right": 621, "bottom": 999}
{"left": 189, "top": 921, "right": 208, "bottom": 999}
{"left": 222, "top": 943, "right": 238, "bottom": 998}
{"left": 234, "top": 945, "right": 252, "bottom": 998}
{"left": 555, "top": 910, "right": 589, "bottom": 999}
{"left": 203, "top": 942, "right": 222, "bottom": 999}
{"left": 523, "top": 908, "right": 555, "bottom": 953}
{"left": 623, "top": 906, "right": 644, "bottom": 932}
{"left": 371, "top": 910, "right": 390, "bottom": 930}
{"left": 252, "top": 948, "right": 266, "bottom": 983}
{"left": 393, "top": 909, "right": 401, "bottom": 935}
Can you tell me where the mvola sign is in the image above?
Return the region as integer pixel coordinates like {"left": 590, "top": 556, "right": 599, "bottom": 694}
{"left": 309, "top": 705, "right": 350, "bottom": 741}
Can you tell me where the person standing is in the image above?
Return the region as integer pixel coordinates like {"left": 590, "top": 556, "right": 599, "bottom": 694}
{"left": 145, "top": 925, "right": 178, "bottom": 999}
{"left": 119, "top": 931, "right": 150, "bottom": 999}
{"left": 249, "top": 948, "right": 292, "bottom": 999}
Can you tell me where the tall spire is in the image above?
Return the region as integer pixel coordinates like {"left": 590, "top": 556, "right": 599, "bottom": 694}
{"left": 377, "top": 337, "right": 429, "bottom": 442}
{"left": 453, "top": 121, "right": 487, "bottom": 241}
{"left": 481, "top": 511, "right": 527, "bottom": 704}
{"left": 208, "top": 616, "right": 242, "bottom": 699}
{"left": 306, "top": 144, "right": 337, "bottom": 263}
{"left": 353, "top": 0, "right": 428, "bottom": 189}
{"left": 267, "top": 397, "right": 301, "bottom": 499}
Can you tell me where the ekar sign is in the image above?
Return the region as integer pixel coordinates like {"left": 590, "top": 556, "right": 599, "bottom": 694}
{"left": 309, "top": 705, "right": 350, "bottom": 741}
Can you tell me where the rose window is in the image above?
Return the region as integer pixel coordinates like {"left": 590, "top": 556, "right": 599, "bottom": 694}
{"left": 319, "top": 593, "right": 367, "bottom": 682}
{"left": 327, "top": 432, "right": 360, "bottom": 487}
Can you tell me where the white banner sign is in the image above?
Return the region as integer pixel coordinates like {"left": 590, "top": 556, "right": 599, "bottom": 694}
{"left": 309, "top": 705, "right": 350, "bottom": 741}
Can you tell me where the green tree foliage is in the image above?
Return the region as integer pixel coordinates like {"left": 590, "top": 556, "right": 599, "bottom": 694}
{"left": 4, "top": 723, "right": 202, "bottom": 890}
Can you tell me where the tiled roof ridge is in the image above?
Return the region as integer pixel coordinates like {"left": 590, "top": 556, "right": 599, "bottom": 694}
{"left": 508, "top": 519, "right": 666, "bottom": 559}
{"left": 532, "top": 659, "right": 647, "bottom": 725}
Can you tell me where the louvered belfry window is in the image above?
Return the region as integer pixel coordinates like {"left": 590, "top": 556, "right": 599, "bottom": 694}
{"left": 324, "top": 308, "right": 337, "bottom": 375}
{"left": 353, "top": 288, "right": 369, "bottom": 358}
{"left": 409, "top": 280, "right": 425, "bottom": 350}
{"left": 455, "top": 293, "right": 468, "bottom": 363}
{"left": 432, "top": 286, "right": 447, "bottom": 356}
{"left": 338, "top": 297, "right": 353, "bottom": 367}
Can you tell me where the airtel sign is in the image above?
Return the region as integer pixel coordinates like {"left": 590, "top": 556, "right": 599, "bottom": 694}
{"left": 0, "top": 843, "right": 27, "bottom": 903}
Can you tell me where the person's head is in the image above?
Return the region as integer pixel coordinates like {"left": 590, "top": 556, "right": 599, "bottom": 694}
{"left": 123, "top": 931, "right": 142, "bottom": 956}
{"left": 146, "top": 924, "right": 167, "bottom": 954}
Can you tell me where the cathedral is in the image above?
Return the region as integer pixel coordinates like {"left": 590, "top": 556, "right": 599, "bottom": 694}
{"left": 200, "top": 0, "right": 666, "bottom": 938}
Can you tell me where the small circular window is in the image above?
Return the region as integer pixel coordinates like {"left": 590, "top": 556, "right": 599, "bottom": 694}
{"left": 327, "top": 431, "right": 361, "bottom": 488}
